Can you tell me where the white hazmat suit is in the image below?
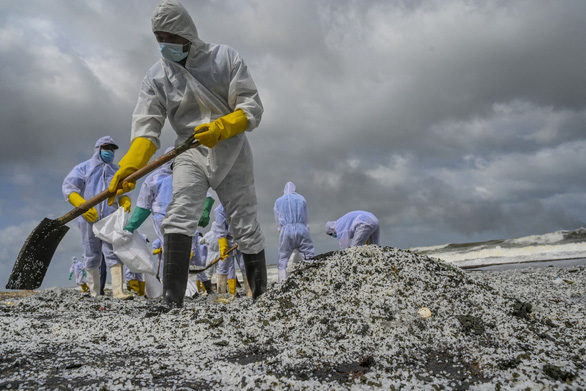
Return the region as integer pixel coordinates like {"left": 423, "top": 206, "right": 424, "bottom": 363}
{"left": 122, "top": 0, "right": 267, "bottom": 305}
{"left": 190, "top": 230, "right": 209, "bottom": 282}
{"left": 133, "top": 1, "right": 264, "bottom": 254}
{"left": 274, "top": 182, "right": 315, "bottom": 282}
{"left": 63, "top": 136, "right": 132, "bottom": 299}
{"left": 200, "top": 224, "right": 220, "bottom": 281}
{"left": 62, "top": 136, "right": 125, "bottom": 270}
{"left": 214, "top": 204, "right": 247, "bottom": 294}
{"left": 69, "top": 257, "right": 87, "bottom": 287}
{"left": 325, "top": 211, "right": 380, "bottom": 250}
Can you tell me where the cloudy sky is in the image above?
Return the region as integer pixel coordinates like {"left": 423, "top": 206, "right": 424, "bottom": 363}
{"left": 2, "top": 0, "right": 586, "bottom": 289}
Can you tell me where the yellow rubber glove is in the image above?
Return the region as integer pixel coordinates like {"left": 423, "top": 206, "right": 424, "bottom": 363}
{"left": 218, "top": 237, "right": 229, "bottom": 261}
{"left": 108, "top": 137, "right": 156, "bottom": 205}
{"left": 153, "top": 247, "right": 162, "bottom": 255}
{"left": 193, "top": 110, "right": 248, "bottom": 148}
{"left": 69, "top": 192, "right": 98, "bottom": 223}
{"left": 119, "top": 196, "right": 132, "bottom": 213}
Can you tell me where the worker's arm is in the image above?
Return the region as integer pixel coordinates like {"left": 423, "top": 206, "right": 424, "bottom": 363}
{"left": 124, "top": 206, "right": 151, "bottom": 233}
{"left": 198, "top": 196, "right": 215, "bottom": 227}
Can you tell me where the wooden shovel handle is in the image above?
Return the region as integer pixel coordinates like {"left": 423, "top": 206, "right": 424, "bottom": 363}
{"left": 191, "top": 244, "right": 239, "bottom": 273}
{"left": 58, "top": 136, "right": 200, "bottom": 225}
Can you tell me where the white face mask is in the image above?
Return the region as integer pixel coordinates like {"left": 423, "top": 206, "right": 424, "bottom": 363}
{"left": 159, "top": 42, "right": 189, "bottom": 62}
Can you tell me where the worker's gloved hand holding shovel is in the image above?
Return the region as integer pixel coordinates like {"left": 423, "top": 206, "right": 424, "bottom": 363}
{"left": 68, "top": 193, "right": 98, "bottom": 223}
{"left": 108, "top": 137, "right": 156, "bottom": 205}
{"left": 192, "top": 110, "right": 248, "bottom": 148}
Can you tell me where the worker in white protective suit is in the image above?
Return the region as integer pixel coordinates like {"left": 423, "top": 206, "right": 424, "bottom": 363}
{"left": 325, "top": 211, "right": 380, "bottom": 250}
{"left": 214, "top": 204, "right": 251, "bottom": 296}
{"left": 62, "top": 136, "right": 132, "bottom": 300}
{"left": 108, "top": 0, "right": 266, "bottom": 308}
{"left": 152, "top": 238, "right": 163, "bottom": 280}
{"left": 193, "top": 232, "right": 212, "bottom": 293}
{"left": 188, "top": 230, "right": 212, "bottom": 294}
{"left": 68, "top": 256, "right": 89, "bottom": 293}
{"left": 200, "top": 223, "right": 220, "bottom": 283}
{"left": 274, "top": 182, "right": 315, "bottom": 282}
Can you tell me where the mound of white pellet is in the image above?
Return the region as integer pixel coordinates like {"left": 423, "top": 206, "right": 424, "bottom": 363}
{"left": 1, "top": 246, "right": 584, "bottom": 390}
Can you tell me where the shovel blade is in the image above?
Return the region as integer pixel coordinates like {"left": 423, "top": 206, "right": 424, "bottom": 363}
{"left": 6, "top": 218, "right": 69, "bottom": 290}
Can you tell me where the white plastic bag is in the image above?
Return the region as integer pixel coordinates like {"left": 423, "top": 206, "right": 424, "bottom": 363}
{"left": 185, "top": 277, "right": 198, "bottom": 298}
{"left": 92, "top": 206, "right": 127, "bottom": 245}
{"left": 144, "top": 272, "right": 163, "bottom": 299}
{"left": 92, "top": 207, "right": 157, "bottom": 275}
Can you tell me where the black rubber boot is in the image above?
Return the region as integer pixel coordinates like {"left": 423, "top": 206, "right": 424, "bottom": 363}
{"left": 242, "top": 250, "right": 267, "bottom": 299}
{"left": 203, "top": 280, "right": 213, "bottom": 294}
{"left": 162, "top": 233, "right": 192, "bottom": 309}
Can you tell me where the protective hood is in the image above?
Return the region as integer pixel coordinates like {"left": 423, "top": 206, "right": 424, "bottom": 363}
{"left": 91, "top": 136, "right": 119, "bottom": 168}
{"left": 72, "top": 256, "right": 78, "bottom": 263}
{"left": 152, "top": 0, "right": 203, "bottom": 47}
{"left": 325, "top": 221, "right": 337, "bottom": 236}
{"left": 94, "top": 135, "right": 118, "bottom": 151}
{"left": 283, "top": 182, "right": 296, "bottom": 194}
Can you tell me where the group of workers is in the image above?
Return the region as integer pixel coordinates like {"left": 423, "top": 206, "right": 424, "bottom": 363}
{"left": 61, "top": 0, "right": 380, "bottom": 310}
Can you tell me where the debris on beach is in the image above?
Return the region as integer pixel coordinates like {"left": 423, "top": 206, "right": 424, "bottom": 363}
{"left": 1, "top": 246, "right": 584, "bottom": 390}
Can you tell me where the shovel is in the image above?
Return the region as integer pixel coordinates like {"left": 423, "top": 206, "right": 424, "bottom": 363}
{"left": 189, "top": 244, "right": 238, "bottom": 274}
{"left": 156, "top": 251, "right": 162, "bottom": 282}
{"left": 6, "top": 136, "right": 201, "bottom": 290}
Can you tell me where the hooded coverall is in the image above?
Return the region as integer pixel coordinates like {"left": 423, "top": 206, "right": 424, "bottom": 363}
{"left": 152, "top": 238, "right": 163, "bottom": 278}
{"left": 134, "top": 0, "right": 265, "bottom": 255}
{"left": 325, "top": 211, "right": 380, "bottom": 250}
{"left": 213, "top": 204, "right": 246, "bottom": 280}
{"left": 190, "top": 230, "right": 210, "bottom": 283}
{"left": 200, "top": 224, "right": 220, "bottom": 281}
{"left": 62, "top": 136, "right": 125, "bottom": 270}
{"left": 69, "top": 258, "right": 87, "bottom": 286}
{"left": 274, "top": 182, "right": 315, "bottom": 282}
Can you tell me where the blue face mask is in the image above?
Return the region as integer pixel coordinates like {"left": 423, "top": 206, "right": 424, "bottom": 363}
{"left": 100, "top": 150, "right": 114, "bottom": 163}
{"left": 159, "top": 42, "right": 188, "bottom": 62}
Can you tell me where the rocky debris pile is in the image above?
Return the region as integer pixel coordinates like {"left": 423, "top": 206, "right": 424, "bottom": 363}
{"left": 247, "top": 246, "right": 585, "bottom": 389}
{"left": 0, "top": 246, "right": 584, "bottom": 390}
